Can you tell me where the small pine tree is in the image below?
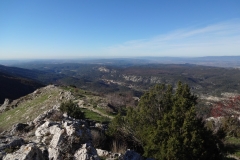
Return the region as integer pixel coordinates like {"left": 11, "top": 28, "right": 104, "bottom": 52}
{"left": 124, "top": 84, "right": 173, "bottom": 145}
{"left": 59, "top": 100, "right": 85, "bottom": 119}
{"left": 145, "top": 82, "right": 222, "bottom": 159}
{"left": 109, "top": 82, "right": 223, "bottom": 159}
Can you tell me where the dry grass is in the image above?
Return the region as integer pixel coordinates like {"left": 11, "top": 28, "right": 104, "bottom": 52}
{"left": 49, "top": 111, "right": 63, "bottom": 121}
{"left": 91, "top": 129, "right": 106, "bottom": 148}
{"left": 111, "top": 140, "right": 127, "bottom": 154}
{"left": 0, "top": 87, "right": 61, "bottom": 130}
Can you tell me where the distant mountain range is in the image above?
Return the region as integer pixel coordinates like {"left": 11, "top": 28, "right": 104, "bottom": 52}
{"left": 1, "top": 56, "right": 240, "bottom": 67}
{"left": 1, "top": 56, "right": 240, "bottom": 104}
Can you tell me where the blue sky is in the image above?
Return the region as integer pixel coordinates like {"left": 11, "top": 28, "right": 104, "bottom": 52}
{"left": 0, "top": 0, "right": 240, "bottom": 59}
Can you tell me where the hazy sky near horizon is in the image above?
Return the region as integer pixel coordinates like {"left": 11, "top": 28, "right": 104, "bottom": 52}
{"left": 0, "top": 0, "right": 240, "bottom": 59}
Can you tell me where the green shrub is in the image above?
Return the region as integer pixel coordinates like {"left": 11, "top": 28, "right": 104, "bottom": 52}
{"left": 59, "top": 100, "right": 85, "bottom": 119}
{"left": 109, "top": 82, "right": 223, "bottom": 159}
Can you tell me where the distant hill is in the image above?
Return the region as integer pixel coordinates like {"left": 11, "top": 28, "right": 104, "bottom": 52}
{"left": 12, "top": 62, "right": 240, "bottom": 96}
{"left": 4, "top": 56, "right": 240, "bottom": 68}
{"left": 0, "top": 71, "right": 44, "bottom": 104}
{"left": 0, "top": 64, "right": 64, "bottom": 84}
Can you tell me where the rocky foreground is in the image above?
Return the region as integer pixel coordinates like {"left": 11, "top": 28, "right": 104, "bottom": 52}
{"left": 0, "top": 105, "right": 148, "bottom": 160}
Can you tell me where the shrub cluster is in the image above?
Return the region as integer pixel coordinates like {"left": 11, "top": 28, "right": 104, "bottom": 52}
{"left": 59, "top": 100, "right": 85, "bottom": 119}
{"left": 108, "top": 82, "right": 223, "bottom": 159}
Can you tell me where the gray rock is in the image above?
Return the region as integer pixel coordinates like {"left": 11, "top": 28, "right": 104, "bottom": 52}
{"left": 49, "top": 129, "right": 64, "bottom": 148}
{"left": 33, "top": 89, "right": 41, "bottom": 95}
{"left": 10, "top": 123, "right": 29, "bottom": 135}
{"left": 0, "top": 99, "right": 11, "bottom": 112}
{"left": 33, "top": 109, "right": 58, "bottom": 126}
{"left": 74, "top": 143, "right": 99, "bottom": 160}
{"left": 3, "top": 143, "right": 44, "bottom": 160}
{"left": 33, "top": 115, "right": 93, "bottom": 159}
{"left": 122, "top": 150, "right": 143, "bottom": 160}
{"left": 48, "top": 146, "right": 62, "bottom": 160}
{"left": 35, "top": 121, "right": 53, "bottom": 137}
{"left": 0, "top": 136, "right": 24, "bottom": 152}
{"left": 0, "top": 100, "right": 141, "bottom": 160}
{"left": 96, "top": 148, "right": 110, "bottom": 157}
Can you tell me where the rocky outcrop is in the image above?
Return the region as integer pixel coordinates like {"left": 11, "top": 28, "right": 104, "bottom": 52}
{"left": 0, "top": 136, "right": 24, "bottom": 151}
{"left": 122, "top": 75, "right": 162, "bottom": 84}
{"left": 122, "top": 75, "right": 144, "bottom": 83}
{"left": 33, "top": 106, "right": 60, "bottom": 127}
{"left": 98, "top": 67, "right": 110, "bottom": 73}
{"left": 0, "top": 95, "right": 150, "bottom": 160}
{"left": 0, "top": 85, "right": 75, "bottom": 115}
{"left": 0, "top": 107, "right": 101, "bottom": 160}
{"left": 96, "top": 148, "right": 110, "bottom": 157}
{"left": 0, "top": 99, "right": 11, "bottom": 112}
{"left": 3, "top": 143, "right": 44, "bottom": 160}
{"left": 33, "top": 110, "right": 96, "bottom": 160}
{"left": 0, "top": 136, "right": 25, "bottom": 159}
{"left": 10, "top": 123, "right": 29, "bottom": 135}
{"left": 74, "top": 143, "right": 99, "bottom": 160}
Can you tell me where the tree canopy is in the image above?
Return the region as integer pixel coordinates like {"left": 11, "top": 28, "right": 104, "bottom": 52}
{"left": 109, "top": 82, "right": 223, "bottom": 159}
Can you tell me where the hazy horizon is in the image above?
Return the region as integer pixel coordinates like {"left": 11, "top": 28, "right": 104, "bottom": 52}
{"left": 1, "top": 55, "right": 240, "bottom": 61}
{"left": 1, "top": 1, "right": 240, "bottom": 59}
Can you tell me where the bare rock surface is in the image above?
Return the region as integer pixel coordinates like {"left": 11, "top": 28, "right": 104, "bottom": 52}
{"left": 3, "top": 143, "right": 44, "bottom": 160}
{"left": 0, "top": 107, "right": 100, "bottom": 160}
{"left": 74, "top": 143, "right": 99, "bottom": 160}
{"left": 0, "top": 136, "right": 25, "bottom": 159}
{"left": 10, "top": 123, "right": 29, "bottom": 135}
{"left": 0, "top": 99, "right": 11, "bottom": 112}
{"left": 0, "top": 85, "right": 150, "bottom": 160}
{"left": 0, "top": 136, "right": 24, "bottom": 151}
{"left": 0, "top": 110, "right": 148, "bottom": 160}
{"left": 96, "top": 148, "right": 110, "bottom": 157}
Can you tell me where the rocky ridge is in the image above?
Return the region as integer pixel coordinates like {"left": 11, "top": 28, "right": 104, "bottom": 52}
{"left": 0, "top": 105, "right": 99, "bottom": 159}
{"left": 0, "top": 85, "right": 74, "bottom": 131}
{"left": 0, "top": 106, "right": 146, "bottom": 160}
{"left": 0, "top": 85, "right": 147, "bottom": 160}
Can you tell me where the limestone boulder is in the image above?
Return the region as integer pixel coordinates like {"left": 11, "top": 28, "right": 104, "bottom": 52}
{"left": 10, "top": 123, "right": 29, "bottom": 135}
{"left": 74, "top": 143, "right": 99, "bottom": 160}
{"left": 0, "top": 99, "right": 11, "bottom": 112}
{"left": 3, "top": 143, "right": 44, "bottom": 160}
{"left": 33, "top": 108, "right": 59, "bottom": 126}
{"left": 96, "top": 148, "right": 110, "bottom": 157}
{"left": 0, "top": 136, "right": 24, "bottom": 152}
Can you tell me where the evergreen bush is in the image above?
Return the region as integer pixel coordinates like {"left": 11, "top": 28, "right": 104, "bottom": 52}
{"left": 108, "top": 82, "right": 223, "bottom": 159}
{"left": 59, "top": 100, "right": 85, "bottom": 119}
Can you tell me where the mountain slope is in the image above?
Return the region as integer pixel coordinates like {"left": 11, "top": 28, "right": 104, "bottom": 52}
{"left": 0, "top": 85, "right": 113, "bottom": 130}
{"left": 0, "top": 71, "right": 44, "bottom": 104}
{"left": 0, "top": 64, "right": 63, "bottom": 84}
{"left": 12, "top": 62, "right": 240, "bottom": 96}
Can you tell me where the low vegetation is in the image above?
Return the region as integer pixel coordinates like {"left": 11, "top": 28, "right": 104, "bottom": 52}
{"left": 108, "top": 82, "right": 223, "bottom": 159}
{"left": 2, "top": 79, "right": 240, "bottom": 159}
{"left": 224, "top": 137, "right": 240, "bottom": 158}
{"left": 59, "top": 100, "right": 85, "bottom": 119}
{"left": 81, "top": 108, "right": 110, "bottom": 123}
{"left": 0, "top": 88, "right": 59, "bottom": 130}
